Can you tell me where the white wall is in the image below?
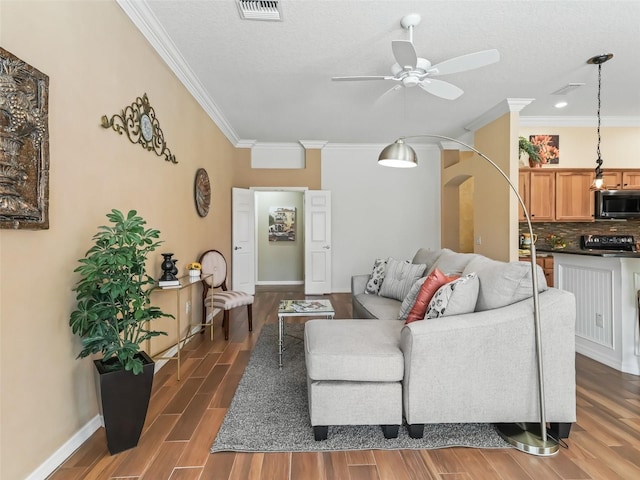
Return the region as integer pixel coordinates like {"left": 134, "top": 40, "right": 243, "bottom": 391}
{"left": 255, "top": 191, "right": 304, "bottom": 283}
{"left": 322, "top": 144, "right": 441, "bottom": 292}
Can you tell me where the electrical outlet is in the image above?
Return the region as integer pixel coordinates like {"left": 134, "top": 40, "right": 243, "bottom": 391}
{"left": 475, "top": 236, "right": 482, "bottom": 245}
{"left": 186, "top": 301, "right": 191, "bottom": 315}
{"left": 595, "top": 313, "right": 603, "bottom": 328}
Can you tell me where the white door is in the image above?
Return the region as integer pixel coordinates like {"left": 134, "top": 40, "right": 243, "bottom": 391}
{"left": 232, "top": 188, "right": 255, "bottom": 294}
{"left": 304, "top": 190, "right": 332, "bottom": 294}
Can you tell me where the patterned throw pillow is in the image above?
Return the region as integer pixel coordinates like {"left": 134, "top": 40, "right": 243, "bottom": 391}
{"left": 405, "top": 269, "right": 458, "bottom": 324}
{"left": 425, "top": 273, "right": 479, "bottom": 319}
{"left": 378, "top": 258, "right": 426, "bottom": 301}
{"left": 365, "top": 258, "right": 387, "bottom": 295}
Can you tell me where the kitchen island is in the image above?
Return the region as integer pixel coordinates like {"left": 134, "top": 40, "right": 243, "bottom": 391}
{"left": 549, "top": 250, "right": 640, "bottom": 375}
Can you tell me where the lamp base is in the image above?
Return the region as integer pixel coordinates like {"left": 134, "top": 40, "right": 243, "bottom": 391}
{"left": 496, "top": 423, "right": 559, "bottom": 456}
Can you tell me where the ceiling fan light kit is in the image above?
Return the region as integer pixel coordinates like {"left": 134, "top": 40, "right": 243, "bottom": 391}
{"left": 332, "top": 13, "right": 500, "bottom": 100}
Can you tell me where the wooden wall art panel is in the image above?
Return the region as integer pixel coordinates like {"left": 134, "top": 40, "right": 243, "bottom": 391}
{"left": 0, "top": 47, "right": 50, "bottom": 230}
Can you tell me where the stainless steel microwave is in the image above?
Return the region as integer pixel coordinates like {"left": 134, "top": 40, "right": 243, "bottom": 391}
{"left": 595, "top": 190, "right": 640, "bottom": 219}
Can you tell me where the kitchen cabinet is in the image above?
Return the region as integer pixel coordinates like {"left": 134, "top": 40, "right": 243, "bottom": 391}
{"left": 537, "top": 256, "right": 554, "bottom": 288}
{"left": 519, "top": 168, "right": 640, "bottom": 223}
{"left": 602, "top": 171, "right": 622, "bottom": 189}
{"left": 529, "top": 170, "right": 555, "bottom": 222}
{"left": 622, "top": 172, "right": 640, "bottom": 189}
{"left": 519, "top": 255, "right": 554, "bottom": 288}
{"left": 555, "top": 171, "right": 594, "bottom": 221}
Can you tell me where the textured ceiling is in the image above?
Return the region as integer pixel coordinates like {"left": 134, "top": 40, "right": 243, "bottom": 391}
{"left": 120, "top": 0, "right": 640, "bottom": 146}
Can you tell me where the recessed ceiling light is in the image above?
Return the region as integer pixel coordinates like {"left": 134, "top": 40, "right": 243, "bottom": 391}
{"left": 554, "top": 99, "right": 568, "bottom": 108}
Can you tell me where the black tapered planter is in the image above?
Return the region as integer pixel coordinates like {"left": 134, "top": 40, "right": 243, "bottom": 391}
{"left": 94, "top": 351, "right": 155, "bottom": 455}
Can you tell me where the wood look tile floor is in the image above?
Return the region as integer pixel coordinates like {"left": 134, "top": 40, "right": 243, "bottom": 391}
{"left": 48, "top": 286, "right": 640, "bottom": 480}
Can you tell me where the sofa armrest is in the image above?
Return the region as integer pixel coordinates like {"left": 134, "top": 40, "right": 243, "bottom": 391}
{"left": 351, "top": 274, "right": 369, "bottom": 296}
{"left": 400, "top": 288, "right": 576, "bottom": 425}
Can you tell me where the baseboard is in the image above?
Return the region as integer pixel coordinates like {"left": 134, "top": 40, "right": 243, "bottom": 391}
{"left": 255, "top": 280, "right": 304, "bottom": 285}
{"left": 28, "top": 324, "right": 206, "bottom": 479}
{"left": 26, "top": 415, "right": 103, "bottom": 480}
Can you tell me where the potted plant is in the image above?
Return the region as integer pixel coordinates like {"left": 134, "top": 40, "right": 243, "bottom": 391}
{"left": 519, "top": 136, "right": 542, "bottom": 167}
{"left": 69, "top": 209, "right": 171, "bottom": 454}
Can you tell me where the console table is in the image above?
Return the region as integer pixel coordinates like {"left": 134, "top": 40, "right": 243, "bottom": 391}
{"left": 150, "top": 274, "right": 219, "bottom": 380}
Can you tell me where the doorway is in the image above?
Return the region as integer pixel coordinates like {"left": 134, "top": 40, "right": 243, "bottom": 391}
{"left": 255, "top": 190, "right": 305, "bottom": 285}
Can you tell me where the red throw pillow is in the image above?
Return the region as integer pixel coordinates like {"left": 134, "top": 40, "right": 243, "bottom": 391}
{"left": 405, "top": 269, "right": 459, "bottom": 324}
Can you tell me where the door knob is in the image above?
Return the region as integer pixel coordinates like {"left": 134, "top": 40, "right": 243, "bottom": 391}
{"left": 323, "top": 245, "right": 331, "bottom": 250}
{"left": 234, "top": 246, "right": 242, "bottom": 250}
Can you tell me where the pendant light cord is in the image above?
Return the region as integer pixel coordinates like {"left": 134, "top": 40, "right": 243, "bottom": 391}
{"left": 596, "top": 63, "right": 603, "bottom": 172}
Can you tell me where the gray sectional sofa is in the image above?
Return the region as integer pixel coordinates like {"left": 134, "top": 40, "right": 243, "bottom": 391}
{"left": 305, "top": 248, "right": 577, "bottom": 440}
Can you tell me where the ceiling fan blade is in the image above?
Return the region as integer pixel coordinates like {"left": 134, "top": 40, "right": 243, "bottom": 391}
{"left": 392, "top": 40, "right": 417, "bottom": 69}
{"left": 332, "top": 76, "right": 393, "bottom": 81}
{"left": 373, "top": 84, "right": 403, "bottom": 108}
{"left": 418, "top": 78, "right": 464, "bottom": 100}
{"left": 428, "top": 49, "right": 500, "bottom": 76}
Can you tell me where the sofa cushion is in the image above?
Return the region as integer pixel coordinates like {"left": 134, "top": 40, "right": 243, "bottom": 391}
{"left": 379, "top": 257, "right": 426, "bottom": 301}
{"left": 462, "top": 256, "right": 548, "bottom": 311}
{"left": 411, "top": 248, "right": 443, "bottom": 271}
{"left": 425, "top": 273, "right": 479, "bottom": 319}
{"left": 405, "top": 269, "right": 458, "bottom": 324}
{"left": 398, "top": 276, "right": 427, "bottom": 320}
{"left": 353, "top": 293, "right": 402, "bottom": 320}
{"left": 305, "top": 319, "right": 404, "bottom": 382}
{"left": 430, "top": 249, "right": 478, "bottom": 276}
{"left": 365, "top": 258, "right": 387, "bottom": 295}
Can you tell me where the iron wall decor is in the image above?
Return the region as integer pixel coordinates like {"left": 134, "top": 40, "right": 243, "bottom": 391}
{"left": 194, "top": 168, "right": 211, "bottom": 217}
{"left": 0, "top": 47, "right": 50, "bottom": 230}
{"left": 101, "top": 93, "right": 177, "bottom": 164}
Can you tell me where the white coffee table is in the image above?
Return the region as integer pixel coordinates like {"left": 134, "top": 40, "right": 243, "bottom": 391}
{"left": 277, "top": 299, "right": 335, "bottom": 368}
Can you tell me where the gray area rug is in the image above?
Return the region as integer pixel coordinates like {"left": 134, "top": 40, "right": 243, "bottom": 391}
{"left": 211, "top": 323, "right": 511, "bottom": 453}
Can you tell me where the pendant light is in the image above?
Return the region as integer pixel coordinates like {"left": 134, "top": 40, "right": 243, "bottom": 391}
{"left": 588, "top": 53, "right": 613, "bottom": 190}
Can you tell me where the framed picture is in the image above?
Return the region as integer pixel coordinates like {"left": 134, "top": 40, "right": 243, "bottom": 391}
{"left": 530, "top": 134, "right": 560, "bottom": 165}
{"left": 268, "top": 207, "right": 296, "bottom": 242}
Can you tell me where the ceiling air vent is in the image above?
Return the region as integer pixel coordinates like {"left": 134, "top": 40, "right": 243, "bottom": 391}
{"left": 551, "top": 83, "right": 585, "bottom": 95}
{"left": 237, "top": 1, "right": 282, "bottom": 21}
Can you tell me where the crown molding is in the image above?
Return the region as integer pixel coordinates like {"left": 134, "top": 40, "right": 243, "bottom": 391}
{"left": 298, "top": 140, "right": 328, "bottom": 150}
{"left": 323, "top": 142, "right": 440, "bottom": 151}
{"left": 464, "top": 98, "right": 535, "bottom": 132}
{"left": 236, "top": 139, "right": 257, "bottom": 149}
{"left": 519, "top": 116, "right": 640, "bottom": 127}
{"left": 116, "top": 0, "right": 240, "bottom": 145}
{"left": 252, "top": 142, "right": 304, "bottom": 150}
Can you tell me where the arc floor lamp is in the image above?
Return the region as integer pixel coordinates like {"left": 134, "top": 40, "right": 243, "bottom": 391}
{"left": 378, "top": 134, "right": 559, "bottom": 456}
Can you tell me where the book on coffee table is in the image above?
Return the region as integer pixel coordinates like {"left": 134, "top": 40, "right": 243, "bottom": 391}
{"left": 278, "top": 299, "right": 333, "bottom": 314}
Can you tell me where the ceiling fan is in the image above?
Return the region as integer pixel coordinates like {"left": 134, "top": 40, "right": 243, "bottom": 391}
{"left": 332, "top": 13, "right": 500, "bottom": 100}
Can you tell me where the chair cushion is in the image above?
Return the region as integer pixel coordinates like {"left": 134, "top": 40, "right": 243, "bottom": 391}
{"left": 206, "top": 291, "right": 254, "bottom": 310}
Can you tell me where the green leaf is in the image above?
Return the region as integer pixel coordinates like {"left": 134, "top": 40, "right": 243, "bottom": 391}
{"left": 69, "top": 209, "right": 170, "bottom": 374}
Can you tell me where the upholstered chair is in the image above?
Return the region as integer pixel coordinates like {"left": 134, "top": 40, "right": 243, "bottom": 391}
{"left": 199, "top": 250, "right": 253, "bottom": 340}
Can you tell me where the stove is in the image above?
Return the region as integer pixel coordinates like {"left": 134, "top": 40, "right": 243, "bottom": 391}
{"left": 580, "top": 234, "right": 637, "bottom": 252}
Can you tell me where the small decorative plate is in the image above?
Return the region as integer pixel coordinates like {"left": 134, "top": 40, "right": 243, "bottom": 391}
{"left": 194, "top": 168, "right": 211, "bottom": 217}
